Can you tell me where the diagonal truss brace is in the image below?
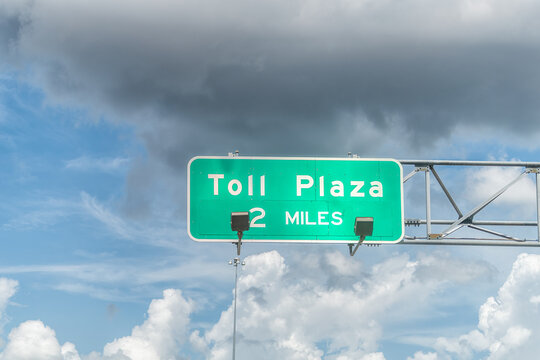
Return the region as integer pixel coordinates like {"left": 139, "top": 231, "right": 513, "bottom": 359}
{"left": 430, "top": 166, "right": 463, "bottom": 218}
{"left": 467, "top": 224, "right": 521, "bottom": 241}
{"left": 439, "top": 170, "right": 528, "bottom": 238}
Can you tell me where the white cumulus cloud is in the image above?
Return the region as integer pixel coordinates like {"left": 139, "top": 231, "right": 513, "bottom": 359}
{"left": 0, "top": 288, "right": 193, "bottom": 360}
{"left": 191, "top": 250, "right": 492, "bottom": 360}
{"left": 103, "top": 289, "right": 193, "bottom": 360}
{"left": 431, "top": 253, "right": 540, "bottom": 359}
{"left": 0, "top": 278, "right": 83, "bottom": 360}
{"left": 0, "top": 251, "right": 501, "bottom": 359}
{"left": 0, "top": 320, "right": 80, "bottom": 360}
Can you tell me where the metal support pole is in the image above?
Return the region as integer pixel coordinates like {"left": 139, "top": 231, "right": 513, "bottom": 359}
{"left": 233, "top": 259, "right": 238, "bottom": 360}
{"left": 425, "top": 168, "right": 431, "bottom": 237}
{"left": 537, "top": 172, "right": 540, "bottom": 242}
{"left": 230, "top": 257, "right": 243, "bottom": 360}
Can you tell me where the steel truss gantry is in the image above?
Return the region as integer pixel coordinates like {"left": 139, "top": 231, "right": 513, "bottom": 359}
{"left": 400, "top": 160, "right": 540, "bottom": 247}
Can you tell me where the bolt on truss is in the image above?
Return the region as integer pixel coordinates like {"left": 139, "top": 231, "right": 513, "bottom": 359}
{"left": 400, "top": 160, "right": 540, "bottom": 246}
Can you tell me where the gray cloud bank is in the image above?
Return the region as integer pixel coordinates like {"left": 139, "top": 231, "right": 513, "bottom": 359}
{"left": 2, "top": 0, "right": 540, "bottom": 218}
{"left": 2, "top": 0, "right": 540, "bottom": 154}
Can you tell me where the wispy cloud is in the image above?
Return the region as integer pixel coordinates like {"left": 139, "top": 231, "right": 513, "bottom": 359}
{"left": 65, "top": 156, "right": 129, "bottom": 172}
{"left": 80, "top": 191, "right": 184, "bottom": 249}
{"left": 1, "top": 197, "right": 80, "bottom": 230}
{"left": 0, "top": 260, "right": 228, "bottom": 286}
{"left": 80, "top": 191, "right": 132, "bottom": 239}
{"left": 0, "top": 278, "right": 18, "bottom": 334}
{"left": 53, "top": 282, "right": 130, "bottom": 302}
{"left": 0, "top": 256, "right": 229, "bottom": 304}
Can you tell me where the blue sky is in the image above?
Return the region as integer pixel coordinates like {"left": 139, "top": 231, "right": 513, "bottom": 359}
{"left": 2, "top": 1, "right": 540, "bottom": 359}
{"left": 1, "top": 78, "right": 143, "bottom": 349}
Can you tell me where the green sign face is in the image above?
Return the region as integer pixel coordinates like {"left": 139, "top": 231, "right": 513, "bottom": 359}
{"left": 188, "top": 157, "right": 404, "bottom": 244}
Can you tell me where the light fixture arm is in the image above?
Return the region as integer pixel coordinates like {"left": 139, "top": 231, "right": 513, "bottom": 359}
{"left": 349, "top": 235, "right": 365, "bottom": 256}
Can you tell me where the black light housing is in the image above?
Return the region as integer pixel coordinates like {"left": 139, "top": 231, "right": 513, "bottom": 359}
{"left": 354, "top": 217, "right": 374, "bottom": 237}
{"left": 231, "top": 212, "right": 250, "bottom": 232}
{"left": 349, "top": 216, "right": 374, "bottom": 256}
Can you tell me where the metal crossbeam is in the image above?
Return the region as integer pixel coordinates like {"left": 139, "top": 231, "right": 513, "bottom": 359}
{"left": 400, "top": 160, "right": 540, "bottom": 246}
{"left": 401, "top": 160, "right": 540, "bottom": 167}
{"left": 405, "top": 219, "right": 537, "bottom": 226}
{"left": 402, "top": 239, "right": 539, "bottom": 246}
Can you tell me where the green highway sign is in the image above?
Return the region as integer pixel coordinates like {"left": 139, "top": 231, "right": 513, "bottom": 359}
{"left": 187, "top": 157, "right": 404, "bottom": 244}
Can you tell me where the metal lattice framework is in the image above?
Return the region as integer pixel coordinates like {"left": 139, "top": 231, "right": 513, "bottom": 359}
{"left": 400, "top": 160, "right": 540, "bottom": 247}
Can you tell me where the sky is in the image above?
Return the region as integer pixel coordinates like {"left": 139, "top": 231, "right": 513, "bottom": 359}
{"left": 2, "top": 0, "right": 540, "bottom": 359}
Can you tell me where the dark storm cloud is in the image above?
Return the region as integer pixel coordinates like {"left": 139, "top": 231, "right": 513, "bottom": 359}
{"left": 3, "top": 0, "right": 540, "bottom": 153}
{"left": 0, "top": 4, "right": 24, "bottom": 55}
{"left": 3, "top": 0, "right": 540, "bottom": 218}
